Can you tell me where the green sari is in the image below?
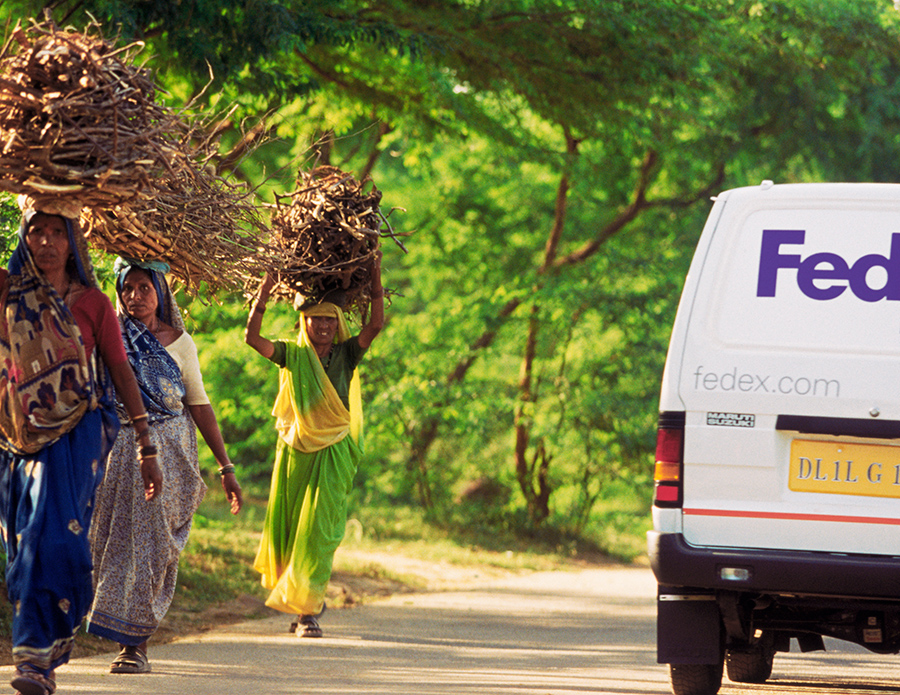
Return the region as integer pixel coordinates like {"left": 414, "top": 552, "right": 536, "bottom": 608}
{"left": 254, "top": 312, "right": 365, "bottom": 616}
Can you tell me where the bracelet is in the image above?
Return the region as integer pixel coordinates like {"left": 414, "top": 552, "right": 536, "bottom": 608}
{"left": 139, "top": 445, "right": 158, "bottom": 458}
{"left": 131, "top": 413, "right": 149, "bottom": 422}
{"left": 218, "top": 464, "right": 236, "bottom": 476}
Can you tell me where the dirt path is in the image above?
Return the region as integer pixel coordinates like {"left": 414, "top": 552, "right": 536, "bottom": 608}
{"left": 0, "top": 547, "right": 625, "bottom": 665}
{"left": 64, "top": 547, "right": 568, "bottom": 663}
{"left": 58, "top": 564, "right": 663, "bottom": 695}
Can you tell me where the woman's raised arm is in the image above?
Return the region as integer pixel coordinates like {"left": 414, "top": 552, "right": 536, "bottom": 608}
{"left": 245, "top": 273, "right": 275, "bottom": 359}
{"left": 358, "top": 249, "right": 384, "bottom": 350}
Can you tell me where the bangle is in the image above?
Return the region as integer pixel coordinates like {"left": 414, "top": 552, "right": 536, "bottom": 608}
{"left": 139, "top": 445, "right": 158, "bottom": 458}
{"left": 131, "top": 413, "right": 148, "bottom": 422}
{"left": 218, "top": 464, "right": 236, "bottom": 476}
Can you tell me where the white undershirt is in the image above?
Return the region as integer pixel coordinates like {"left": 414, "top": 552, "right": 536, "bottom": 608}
{"left": 165, "top": 332, "right": 210, "bottom": 406}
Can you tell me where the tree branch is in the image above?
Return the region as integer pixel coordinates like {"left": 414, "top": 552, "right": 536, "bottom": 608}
{"left": 539, "top": 127, "right": 578, "bottom": 273}
{"left": 551, "top": 148, "right": 657, "bottom": 269}
{"left": 215, "top": 117, "right": 275, "bottom": 175}
{"left": 359, "top": 120, "right": 393, "bottom": 182}
{"left": 551, "top": 154, "right": 726, "bottom": 269}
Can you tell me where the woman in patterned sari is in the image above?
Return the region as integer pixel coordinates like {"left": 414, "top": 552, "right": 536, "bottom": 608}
{"left": 87, "top": 257, "right": 242, "bottom": 674}
{"left": 244, "top": 251, "right": 383, "bottom": 637}
{"left": 0, "top": 201, "right": 162, "bottom": 695}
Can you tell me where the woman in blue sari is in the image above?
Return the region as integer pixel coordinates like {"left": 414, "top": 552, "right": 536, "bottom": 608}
{"left": 87, "top": 258, "right": 242, "bottom": 674}
{"left": 0, "top": 200, "right": 162, "bottom": 695}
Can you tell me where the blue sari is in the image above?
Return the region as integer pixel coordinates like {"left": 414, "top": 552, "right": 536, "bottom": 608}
{"left": 0, "top": 212, "right": 118, "bottom": 673}
{"left": 0, "top": 408, "right": 114, "bottom": 669}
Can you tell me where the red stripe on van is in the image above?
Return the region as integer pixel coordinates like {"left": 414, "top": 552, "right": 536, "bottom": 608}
{"left": 684, "top": 508, "right": 900, "bottom": 526}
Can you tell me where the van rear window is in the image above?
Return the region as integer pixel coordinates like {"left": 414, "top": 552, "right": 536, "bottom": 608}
{"left": 710, "top": 205, "right": 900, "bottom": 355}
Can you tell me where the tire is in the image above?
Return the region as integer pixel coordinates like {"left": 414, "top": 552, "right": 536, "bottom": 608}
{"left": 668, "top": 662, "right": 723, "bottom": 695}
{"left": 725, "top": 632, "right": 775, "bottom": 684}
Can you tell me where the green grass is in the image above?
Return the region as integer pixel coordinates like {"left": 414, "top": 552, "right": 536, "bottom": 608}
{"left": 174, "top": 486, "right": 270, "bottom": 611}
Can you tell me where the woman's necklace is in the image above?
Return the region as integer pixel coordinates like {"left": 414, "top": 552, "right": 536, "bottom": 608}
{"left": 322, "top": 346, "right": 334, "bottom": 369}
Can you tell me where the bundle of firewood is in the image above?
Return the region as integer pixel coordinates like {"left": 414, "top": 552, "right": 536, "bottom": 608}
{"left": 269, "top": 165, "right": 383, "bottom": 314}
{"left": 81, "top": 110, "right": 269, "bottom": 293}
{"left": 82, "top": 163, "right": 267, "bottom": 292}
{"left": 0, "top": 18, "right": 175, "bottom": 206}
{"left": 0, "top": 17, "right": 268, "bottom": 293}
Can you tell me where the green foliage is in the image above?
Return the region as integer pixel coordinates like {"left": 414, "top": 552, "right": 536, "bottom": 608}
{"left": 0, "top": 197, "right": 18, "bottom": 260}
{"left": 2, "top": 0, "right": 900, "bottom": 546}
{"left": 178, "top": 496, "right": 269, "bottom": 609}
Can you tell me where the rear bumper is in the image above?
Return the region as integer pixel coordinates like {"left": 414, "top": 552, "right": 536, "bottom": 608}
{"left": 648, "top": 531, "right": 900, "bottom": 600}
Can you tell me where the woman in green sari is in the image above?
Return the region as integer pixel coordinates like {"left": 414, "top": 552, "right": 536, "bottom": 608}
{"left": 245, "top": 251, "right": 383, "bottom": 637}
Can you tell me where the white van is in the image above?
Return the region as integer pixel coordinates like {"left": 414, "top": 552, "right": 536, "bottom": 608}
{"left": 649, "top": 181, "right": 900, "bottom": 695}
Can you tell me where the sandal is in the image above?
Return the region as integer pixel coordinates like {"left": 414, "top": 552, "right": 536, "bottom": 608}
{"left": 10, "top": 665, "right": 56, "bottom": 695}
{"left": 291, "top": 601, "right": 326, "bottom": 636}
{"left": 298, "top": 614, "right": 323, "bottom": 638}
{"left": 110, "top": 645, "right": 151, "bottom": 674}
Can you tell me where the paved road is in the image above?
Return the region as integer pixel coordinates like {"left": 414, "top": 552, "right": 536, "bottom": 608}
{"left": 45, "top": 566, "right": 900, "bottom": 694}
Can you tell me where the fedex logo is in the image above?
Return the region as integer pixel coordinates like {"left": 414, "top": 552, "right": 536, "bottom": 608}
{"left": 757, "top": 229, "right": 900, "bottom": 301}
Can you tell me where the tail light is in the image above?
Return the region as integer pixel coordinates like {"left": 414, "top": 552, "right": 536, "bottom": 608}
{"left": 654, "top": 411, "right": 685, "bottom": 508}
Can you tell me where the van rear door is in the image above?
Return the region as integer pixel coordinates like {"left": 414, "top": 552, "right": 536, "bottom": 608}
{"left": 674, "top": 183, "right": 900, "bottom": 556}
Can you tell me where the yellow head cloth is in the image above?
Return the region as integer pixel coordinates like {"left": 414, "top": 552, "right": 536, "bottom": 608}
{"left": 301, "top": 301, "right": 340, "bottom": 318}
{"left": 271, "top": 302, "right": 363, "bottom": 453}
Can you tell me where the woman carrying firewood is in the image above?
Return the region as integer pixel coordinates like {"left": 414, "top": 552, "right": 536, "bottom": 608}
{"left": 0, "top": 201, "right": 162, "bottom": 695}
{"left": 245, "top": 250, "right": 383, "bottom": 637}
{"left": 86, "top": 257, "right": 243, "bottom": 674}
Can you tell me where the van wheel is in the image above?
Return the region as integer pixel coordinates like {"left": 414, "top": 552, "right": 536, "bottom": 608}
{"left": 668, "top": 662, "right": 723, "bottom": 695}
{"left": 725, "top": 632, "right": 775, "bottom": 683}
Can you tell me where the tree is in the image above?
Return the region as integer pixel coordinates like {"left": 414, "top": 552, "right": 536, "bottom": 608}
{"left": 4, "top": 1, "right": 900, "bottom": 538}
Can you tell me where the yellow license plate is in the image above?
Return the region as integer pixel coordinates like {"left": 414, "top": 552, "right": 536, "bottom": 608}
{"left": 790, "top": 439, "right": 900, "bottom": 498}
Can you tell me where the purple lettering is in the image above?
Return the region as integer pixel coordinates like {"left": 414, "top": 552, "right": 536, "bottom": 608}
{"left": 757, "top": 230, "right": 805, "bottom": 297}
{"left": 847, "top": 233, "right": 900, "bottom": 301}
{"left": 757, "top": 230, "right": 900, "bottom": 301}
{"left": 797, "top": 252, "right": 848, "bottom": 300}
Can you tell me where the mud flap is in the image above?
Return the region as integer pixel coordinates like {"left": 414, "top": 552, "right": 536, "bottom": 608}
{"left": 658, "top": 591, "right": 722, "bottom": 664}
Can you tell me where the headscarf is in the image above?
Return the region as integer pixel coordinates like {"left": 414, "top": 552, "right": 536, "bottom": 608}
{"left": 272, "top": 301, "right": 363, "bottom": 452}
{"left": 113, "top": 257, "right": 174, "bottom": 323}
{"left": 113, "top": 257, "right": 186, "bottom": 423}
{"left": 0, "top": 205, "right": 100, "bottom": 454}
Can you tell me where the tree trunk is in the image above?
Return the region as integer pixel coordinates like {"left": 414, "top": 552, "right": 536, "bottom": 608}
{"left": 513, "top": 129, "right": 576, "bottom": 524}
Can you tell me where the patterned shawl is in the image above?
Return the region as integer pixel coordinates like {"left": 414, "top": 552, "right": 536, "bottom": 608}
{"left": 114, "top": 258, "right": 186, "bottom": 424}
{"left": 0, "top": 209, "right": 98, "bottom": 454}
